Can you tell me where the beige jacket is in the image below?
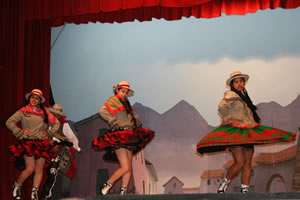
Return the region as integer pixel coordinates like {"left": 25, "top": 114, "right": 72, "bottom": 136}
{"left": 6, "top": 110, "right": 60, "bottom": 140}
{"left": 218, "top": 90, "right": 256, "bottom": 128}
{"left": 99, "top": 104, "right": 141, "bottom": 129}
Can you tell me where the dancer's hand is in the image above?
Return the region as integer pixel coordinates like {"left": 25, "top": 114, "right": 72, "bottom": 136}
{"left": 42, "top": 130, "right": 49, "bottom": 135}
{"left": 23, "top": 128, "right": 31, "bottom": 134}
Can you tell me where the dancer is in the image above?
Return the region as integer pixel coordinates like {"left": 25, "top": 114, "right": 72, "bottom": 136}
{"left": 92, "top": 81, "right": 154, "bottom": 195}
{"left": 40, "top": 104, "right": 81, "bottom": 200}
{"left": 47, "top": 104, "right": 81, "bottom": 152}
{"left": 196, "top": 71, "right": 296, "bottom": 194}
{"left": 6, "top": 89, "right": 60, "bottom": 200}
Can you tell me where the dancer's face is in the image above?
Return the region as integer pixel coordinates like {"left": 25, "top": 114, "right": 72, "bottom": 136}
{"left": 53, "top": 113, "right": 61, "bottom": 119}
{"left": 29, "top": 94, "right": 41, "bottom": 107}
{"left": 232, "top": 78, "right": 245, "bottom": 91}
{"left": 117, "top": 88, "right": 129, "bottom": 100}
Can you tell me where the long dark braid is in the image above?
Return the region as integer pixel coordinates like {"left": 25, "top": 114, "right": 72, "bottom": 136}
{"left": 39, "top": 103, "right": 49, "bottom": 124}
{"left": 230, "top": 80, "right": 260, "bottom": 123}
{"left": 120, "top": 98, "right": 137, "bottom": 126}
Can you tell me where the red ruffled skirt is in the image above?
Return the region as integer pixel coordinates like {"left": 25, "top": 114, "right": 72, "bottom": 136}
{"left": 92, "top": 127, "right": 155, "bottom": 160}
{"left": 8, "top": 138, "right": 57, "bottom": 169}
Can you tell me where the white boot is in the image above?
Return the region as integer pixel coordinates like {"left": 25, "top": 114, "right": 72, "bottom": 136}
{"left": 12, "top": 182, "right": 21, "bottom": 200}
{"left": 31, "top": 187, "right": 39, "bottom": 200}
{"left": 217, "top": 177, "right": 231, "bottom": 193}
{"left": 100, "top": 181, "right": 113, "bottom": 195}
{"left": 120, "top": 186, "right": 127, "bottom": 195}
{"left": 241, "top": 184, "right": 249, "bottom": 193}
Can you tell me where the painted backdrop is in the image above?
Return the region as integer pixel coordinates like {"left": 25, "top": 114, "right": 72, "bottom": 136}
{"left": 50, "top": 7, "right": 300, "bottom": 195}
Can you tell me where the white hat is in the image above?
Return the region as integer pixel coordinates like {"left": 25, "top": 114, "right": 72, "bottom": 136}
{"left": 226, "top": 71, "right": 249, "bottom": 87}
{"left": 47, "top": 104, "right": 67, "bottom": 118}
{"left": 113, "top": 81, "right": 134, "bottom": 97}
{"left": 25, "top": 89, "right": 46, "bottom": 103}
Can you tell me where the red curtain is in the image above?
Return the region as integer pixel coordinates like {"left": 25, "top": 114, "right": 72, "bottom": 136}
{"left": 0, "top": 0, "right": 51, "bottom": 199}
{"left": 0, "top": 0, "right": 25, "bottom": 199}
{"left": 1, "top": 0, "right": 300, "bottom": 199}
{"left": 22, "top": 0, "right": 300, "bottom": 26}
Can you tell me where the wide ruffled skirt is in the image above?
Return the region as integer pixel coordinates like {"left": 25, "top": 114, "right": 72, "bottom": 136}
{"left": 92, "top": 127, "right": 155, "bottom": 160}
{"left": 8, "top": 138, "right": 57, "bottom": 169}
{"left": 196, "top": 124, "right": 296, "bottom": 154}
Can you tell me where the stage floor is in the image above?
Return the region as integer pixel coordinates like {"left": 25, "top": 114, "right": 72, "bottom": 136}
{"left": 85, "top": 192, "right": 300, "bottom": 200}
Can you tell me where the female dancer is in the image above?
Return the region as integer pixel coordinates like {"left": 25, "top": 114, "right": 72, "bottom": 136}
{"left": 6, "top": 89, "right": 60, "bottom": 200}
{"left": 196, "top": 71, "right": 295, "bottom": 193}
{"left": 92, "top": 81, "right": 154, "bottom": 195}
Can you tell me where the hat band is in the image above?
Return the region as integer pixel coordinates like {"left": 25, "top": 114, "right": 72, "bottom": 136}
{"left": 32, "top": 91, "right": 43, "bottom": 96}
{"left": 230, "top": 74, "right": 245, "bottom": 79}
{"left": 117, "top": 84, "right": 130, "bottom": 89}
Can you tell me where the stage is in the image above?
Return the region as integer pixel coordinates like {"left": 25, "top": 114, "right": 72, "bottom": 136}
{"left": 86, "top": 192, "right": 300, "bottom": 200}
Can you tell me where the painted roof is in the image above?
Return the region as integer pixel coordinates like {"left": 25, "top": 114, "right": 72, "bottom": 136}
{"left": 255, "top": 145, "right": 297, "bottom": 164}
{"left": 163, "top": 176, "right": 184, "bottom": 187}
{"left": 200, "top": 169, "right": 225, "bottom": 179}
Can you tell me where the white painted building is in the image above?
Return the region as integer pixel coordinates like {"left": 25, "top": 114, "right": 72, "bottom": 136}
{"left": 163, "top": 176, "right": 184, "bottom": 194}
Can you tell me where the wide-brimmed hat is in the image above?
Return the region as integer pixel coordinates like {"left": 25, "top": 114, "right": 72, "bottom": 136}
{"left": 226, "top": 71, "right": 249, "bottom": 87}
{"left": 113, "top": 81, "right": 134, "bottom": 97}
{"left": 25, "top": 89, "right": 46, "bottom": 103}
{"left": 47, "top": 104, "right": 67, "bottom": 118}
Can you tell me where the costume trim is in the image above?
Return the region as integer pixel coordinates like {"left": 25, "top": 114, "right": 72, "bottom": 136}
{"left": 59, "top": 118, "right": 67, "bottom": 124}
{"left": 219, "top": 123, "right": 260, "bottom": 129}
{"left": 223, "top": 97, "right": 242, "bottom": 102}
{"left": 19, "top": 105, "right": 56, "bottom": 125}
{"left": 104, "top": 95, "right": 125, "bottom": 115}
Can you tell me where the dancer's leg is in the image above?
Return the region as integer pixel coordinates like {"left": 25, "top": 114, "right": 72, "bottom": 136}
{"left": 226, "top": 147, "right": 245, "bottom": 180}
{"left": 16, "top": 155, "right": 35, "bottom": 184}
{"left": 33, "top": 157, "right": 45, "bottom": 188}
{"left": 121, "top": 149, "right": 133, "bottom": 188}
{"left": 108, "top": 148, "right": 132, "bottom": 183}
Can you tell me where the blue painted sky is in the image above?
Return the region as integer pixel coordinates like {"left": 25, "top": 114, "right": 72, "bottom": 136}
{"left": 50, "top": 7, "right": 300, "bottom": 126}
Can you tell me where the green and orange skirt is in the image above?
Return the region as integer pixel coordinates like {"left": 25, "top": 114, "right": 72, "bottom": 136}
{"left": 196, "top": 124, "right": 296, "bottom": 154}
